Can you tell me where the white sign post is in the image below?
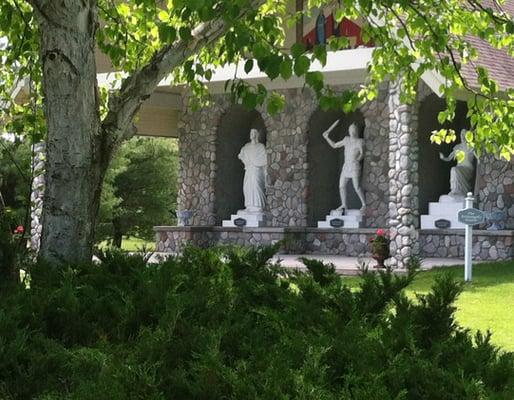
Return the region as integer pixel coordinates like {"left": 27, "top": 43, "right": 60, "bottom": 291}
{"left": 457, "top": 192, "right": 485, "bottom": 283}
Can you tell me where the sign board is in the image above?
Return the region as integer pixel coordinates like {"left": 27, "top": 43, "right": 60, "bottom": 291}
{"left": 330, "top": 218, "right": 344, "bottom": 228}
{"left": 434, "top": 219, "right": 451, "bottom": 229}
{"left": 233, "top": 218, "right": 247, "bottom": 227}
{"left": 458, "top": 208, "right": 485, "bottom": 226}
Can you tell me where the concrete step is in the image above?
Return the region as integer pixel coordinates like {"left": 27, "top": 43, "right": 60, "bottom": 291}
{"left": 421, "top": 214, "right": 465, "bottom": 229}
{"left": 318, "top": 214, "right": 363, "bottom": 229}
{"left": 428, "top": 201, "right": 464, "bottom": 215}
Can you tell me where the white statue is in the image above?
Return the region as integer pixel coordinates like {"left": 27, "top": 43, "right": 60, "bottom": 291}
{"left": 238, "top": 129, "right": 267, "bottom": 212}
{"left": 439, "top": 129, "right": 475, "bottom": 199}
{"left": 322, "top": 120, "right": 366, "bottom": 212}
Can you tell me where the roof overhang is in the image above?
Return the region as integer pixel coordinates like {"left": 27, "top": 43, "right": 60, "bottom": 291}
{"left": 202, "top": 47, "right": 375, "bottom": 93}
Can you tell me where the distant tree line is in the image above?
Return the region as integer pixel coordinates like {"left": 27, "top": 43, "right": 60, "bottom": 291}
{"left": 0, "top": 136, "right": 178, "bottom": 250}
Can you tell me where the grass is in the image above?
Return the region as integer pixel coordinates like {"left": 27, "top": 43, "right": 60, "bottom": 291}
{"left": 343, "top": 260, "right": 514, "bottom": 352}
{"left": 97, "top": 236, "right": 155, "bottom": 252}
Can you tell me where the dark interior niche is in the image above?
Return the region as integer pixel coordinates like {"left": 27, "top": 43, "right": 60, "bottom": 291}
{"left": 307, "top": 108, "right": 365, "bottom": 226}
{"left": 418, "top": 94, "right": 469, "bottom": 214}
{"left": 214, "top": 106, "right": 267, "bottom": 224}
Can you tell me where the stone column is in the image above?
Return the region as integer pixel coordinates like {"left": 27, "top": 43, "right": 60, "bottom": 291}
{"left": 361, "top": 85, "right": 390, "bottom": 228}
{"left": 262, "top": 88, "right": 317, "bottom": 226}
{"left": 30, "top": 143, "right": 45, "bottom": 253}
{"left": 176, "top": 96, "right": 225, "bottom": 226}
{"left": 387, "top": 81, "right": 420, "bottom": 268}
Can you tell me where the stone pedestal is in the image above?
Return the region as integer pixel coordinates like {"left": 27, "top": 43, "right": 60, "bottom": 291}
{"left": 420, "top": 196, "right": 465, "bottom": 229}
{"left": 317, "top": 209, "right": 363, "bottom": 228}
{"left": 222, "top": 211, "right": 266, "bottom": 227}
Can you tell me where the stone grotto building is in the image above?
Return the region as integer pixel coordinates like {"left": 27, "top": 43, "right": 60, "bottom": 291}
{"left": 26, "top": 4, "right": 513, "bottom": 268}
{"left": 153, "top": 7, "right": 514, "bottom": 268}
{"left": 155, "top": 74, "right": 513, "bottom": 268}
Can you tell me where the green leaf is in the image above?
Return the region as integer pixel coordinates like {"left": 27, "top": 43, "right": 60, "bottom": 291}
{"left": 313, "top": 45, "right": 327, "bottom": 66}
{"left": 242, "top": 92, "right": 258, "bottom": 109}
{"left": 265, "top": 55, "right": 282, "bottom": 80}
{"left": 158, "top": 25, "right": 176, "bottom": 43}
{"left": 179, "top": 27, "right": 192, "bottom": 41}
{"left": 465, "top": 130, "right": 473, "bottom": 143}
{"left": 305, "top": 71, "right": 324, "bottom": 92}
{"left": 294, "top": 55, "right": 310, "bottom": 76}
{"left": 117, "top": 3, "right": 130, "bottom": 17}
{"left": 158, "top": 10, "right": 169, "bottom": 22}
{"left": 267, "top": 93, "right": 285, "bottom": 115}
{"left": 244, "top": 59, "right": 254, "bottom": 74}
{"left": 291, "top": 42, "right": 305, "bottom": 58}
{"left": 280, "top": 59, "right": 293, "bottom": 80}
{"left": 455, "top": 150, "right": 465, "bottom": 163}
{"left": 252, "top": 43, "right": 267, "bottom": 59}
{"left": 334, "top": 9, "right": 345, "bottom": 23}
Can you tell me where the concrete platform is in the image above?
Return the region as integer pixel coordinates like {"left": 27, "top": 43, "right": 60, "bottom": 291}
{"left": 270, "top": 255, "right": 470, "bottom": 275}
{"left": 147, "top": 252, "right": 470, "bottom": 275}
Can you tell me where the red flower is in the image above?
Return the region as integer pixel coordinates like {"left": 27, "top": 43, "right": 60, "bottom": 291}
{"left": 14, "top": 225, "right": 24, "bottom": 234}
{"left": 376, "top": 228, "right": 385, "bottom": 236}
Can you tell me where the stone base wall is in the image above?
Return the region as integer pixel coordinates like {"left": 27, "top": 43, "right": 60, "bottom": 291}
{"left": 420, "top": 229, "right": 514, "bottom": 260}
{"left": 155, "top": 226, "right": 514, "bottom": 262}
{"left": 155, "top": 226, "right": 376, "bottom": 256}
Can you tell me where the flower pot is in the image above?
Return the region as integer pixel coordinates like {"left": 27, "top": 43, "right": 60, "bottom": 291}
{"left": 372, "top": 253, "right": 387, "bottom": 269}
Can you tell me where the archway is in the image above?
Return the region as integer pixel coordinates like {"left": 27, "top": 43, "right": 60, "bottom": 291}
{"left": 417, "top": 94, "right": 469, "bottom": 214}
{"left": 307, "top": 108, "right": 365, "bottom": 226}
{"left": 214, "top": 106, "right": 267, "bottom": 224}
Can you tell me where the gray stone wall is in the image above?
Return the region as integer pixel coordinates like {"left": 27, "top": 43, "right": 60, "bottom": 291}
{"left": 476, "top": 155, "right": 514, "bottom": 229}
{"left": 156, "top": 226, "right": 513, "bottom": 261}
{"left": 420, "top": 230, "right": 513, "bottom": 260}
{"left": 263, "top": 88, "right": 317, "bottom": 227}
{"left": 155, "top": 226, "right": 375, "bottom": 256}
{"left": 177, "top": 96, "right": 228, "bottom": 226}
{"left": 360, "top": 86, "right": 390, "bottom": 227}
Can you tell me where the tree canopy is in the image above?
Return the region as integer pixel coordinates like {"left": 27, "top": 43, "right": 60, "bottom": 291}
{"left": 1, "top": 0, "right": 512, "bottom": 156}
{"left": 97, "top": 137, "right": 178, "bottom": 248}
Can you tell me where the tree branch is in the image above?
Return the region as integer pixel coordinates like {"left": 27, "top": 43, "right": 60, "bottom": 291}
{"left": 101, "top": 0, "right": 266, "bottom": 148}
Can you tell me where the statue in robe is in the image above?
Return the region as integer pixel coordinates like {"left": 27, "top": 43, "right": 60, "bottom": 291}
{"left": 322, "top": 120, "right": 366, "bottom": 212}
{"left": 439, "top": 129, "right": 476, "bottom": 199}
{"left": 238, "top": 129, "right": 267, "bottom": 213}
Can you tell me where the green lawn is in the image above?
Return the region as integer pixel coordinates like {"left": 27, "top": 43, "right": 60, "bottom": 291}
{"left": 97, "top": 236, "right": 155, "bottom": 252}
{"left": 344, "top": 260, "right": 514, "bottom": 352}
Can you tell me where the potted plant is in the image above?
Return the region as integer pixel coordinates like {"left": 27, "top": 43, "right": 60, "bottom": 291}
{"left": 369, "top": 228, "right": 390, "bottom": 268}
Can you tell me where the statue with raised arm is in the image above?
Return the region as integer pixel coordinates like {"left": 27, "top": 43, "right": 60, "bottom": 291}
{"left": 238, "top": 129, "right": 267, "bottom": 212}
{"left": 439, "top": 129, "right": 476, "bottom": 199}
{"left": 322, "top": 120, "right": 366, "bottom": 212}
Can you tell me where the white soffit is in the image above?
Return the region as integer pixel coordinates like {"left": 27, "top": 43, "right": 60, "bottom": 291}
{"left": 203, "top": 47, "right": 375, "bottom": 93}
{"left": 97, "top": 48, "right": 374, "bottom": 95}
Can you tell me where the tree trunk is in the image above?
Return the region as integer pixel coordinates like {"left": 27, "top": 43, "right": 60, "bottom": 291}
{"left": 112, "top": 219, "right": 123, "bottom": 248}
{"left": 35, "top": 1, "right": 107, "bottom": 264}
{"left": 29, "top": 0, "right": 265, "bottom": 264}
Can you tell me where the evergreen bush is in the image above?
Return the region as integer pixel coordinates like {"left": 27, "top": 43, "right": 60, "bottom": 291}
{"left": 0, "top": 245, "right": 512, "bottom": 399}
